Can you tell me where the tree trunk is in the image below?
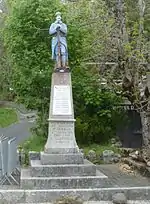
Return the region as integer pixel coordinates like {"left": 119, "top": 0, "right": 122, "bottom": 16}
{"left": 140, "top": 111, "right": 150, "bottom": 166}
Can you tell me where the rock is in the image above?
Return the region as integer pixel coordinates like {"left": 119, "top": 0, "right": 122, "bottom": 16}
{"left": 111, "top": 144, "right": 116, "bottom": 147}
{"left": 122, "top": 163, "right": 131, "bottom": 170}
{"left": 27, "top": 114, "right": 36, "bottom": 119}
{"left": 114, "top": 142, "right": 122, "bottom": 148}
{"left": 119, "top": 148, "right": 134, "bottom": 157}
{"left": 87, "top": 150, "right": 96, "bottom": 161}
{"left": 112, "top": 193, "right": 127, "bottom": 204}
{"left": 103, "top": 150, "right": 114, "bottom": 157}
{"left": 111, "top": 138, "right": 116, "bottom": 144}
{"left": 103, "top": 150, "right": 114, "bottom": 164}
{"left": 129, "top": 151, "right": 139, "bottom": 160}
{"left": 99, "top": 154, "right": 103, "bottom": 160}
{"left": 129, "top": 150, "right": 144, "bottom": 162}
{"left": 114, "top": 153, "right": 121, "bottom": 158}
{"left": 119, "top": 163, "right": 134, "bottom": 174}
{"left": 113, "top": 157, "right": 119, "bottom": 163}
{"left": 147, "top": 161, "right": 150, "bottom": 167}
{"left": 112, "top": 153, "right": 121, "bottom": 163}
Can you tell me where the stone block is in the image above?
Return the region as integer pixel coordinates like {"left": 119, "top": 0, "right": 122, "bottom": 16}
{"left": 23, "top": 187, "right": 149, "bottom": 203}
{"left": 0, "top": 187, "right": 149, "bottom": 202}
{"left": 41, "top": 152, "right": 84, "bottom": 165}
{"left": 112, "top": 192, "right": 127, "bottom": 203}
{"left": 30, "top": 159, "right": 96, "bottom": 177}
{"left": 0, "top": 190, "right": 26, "bottom": 203}
{"left": 25, "top": 189, "right": 102, "bottom": 203}
{"left": 29, "top": 151, "right": 40, "bottom": 161}
{"left": 21, "top": 169, "right": 107, "bottom": 190}
{"left": 127, "top": 187, "right": 150, "bottom": 200}
{"left": 45, "top": 121, "right": 80, "bottom": 154}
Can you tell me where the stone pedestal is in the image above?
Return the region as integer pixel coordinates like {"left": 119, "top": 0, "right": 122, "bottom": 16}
{"left": 42, "top": 72, "right": 84, "bottom": 164}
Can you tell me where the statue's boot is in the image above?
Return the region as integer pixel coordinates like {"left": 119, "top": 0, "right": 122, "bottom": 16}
{"left": 54, "top": 63, "right": 61, "bottom": 72}
{"left": 61, "top": 60, "right": 69, "bottom": 72}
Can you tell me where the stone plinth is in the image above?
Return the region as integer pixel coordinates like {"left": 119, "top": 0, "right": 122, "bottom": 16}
{"left": 41, "top": 152, "right": 84, "bottom": 165}
{"left": 30, "top": 159, "right": 96, "bottom": 177}
{"left": 42, "top": 72, "right": 83, "bottom": 164}
{"left": 21, "top": 168, "right": 107, "bottom": 190}
{"left": 44, "top": 121, "right": 78, "bottom": 154}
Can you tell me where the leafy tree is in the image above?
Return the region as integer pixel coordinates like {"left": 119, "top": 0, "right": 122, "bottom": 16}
{"left": 0, "top": 5, "right": 13, "bottom": 100}
{"left": 3, "top": 0, "right": 63, "bottom": 108}
{"left": 3, "top": 0, "right": 125, "bottom": 144}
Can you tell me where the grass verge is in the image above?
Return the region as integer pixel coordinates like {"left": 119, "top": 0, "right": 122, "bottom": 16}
{"left": 20, "top": 135, "right": 119, "bottom": 156}
{"left": 19, "top": 135, "right": 45, "bottom": 152}
{"left": 0, "top": 107, "right": 18, "bottom": 128}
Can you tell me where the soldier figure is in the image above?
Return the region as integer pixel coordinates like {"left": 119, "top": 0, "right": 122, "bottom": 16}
{"left": 49, "top": 12, "right": 69, "bottom": 72}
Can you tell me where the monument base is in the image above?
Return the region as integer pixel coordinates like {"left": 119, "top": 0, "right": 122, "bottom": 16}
{"left": 41, "top": 151, "right": 84, "bottom": 165}
{"left": 44, "top": 147, "right": 79, "bottom": 154}
{"left": 21, "top": 158, "right": 108, "bottom": 190}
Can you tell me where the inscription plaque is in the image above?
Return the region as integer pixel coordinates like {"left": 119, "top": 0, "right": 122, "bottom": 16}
{"left": 50, "top": 122, "right": 75, "bottom": 147}
{"left": 53, "top": 85, "right": 72, "bottom": 115}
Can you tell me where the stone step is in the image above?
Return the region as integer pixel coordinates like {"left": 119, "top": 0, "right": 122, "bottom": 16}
{"left": 21, "top": 169, "right": 108, "bottom": 189}
{"left": 30, "top": 159, "right": 96, "bottom": 177}
{"left": 1, "top": 187, "right": 150, "bottom": 203}
{"left": 18, "top": 202, "right": 150, "bottom": 204}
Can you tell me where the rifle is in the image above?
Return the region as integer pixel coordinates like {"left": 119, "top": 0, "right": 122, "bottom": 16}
{"left": 57, "top": 28, "right": 62, "bottom": 68}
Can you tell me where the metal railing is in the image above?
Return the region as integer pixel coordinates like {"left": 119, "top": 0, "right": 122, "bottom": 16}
{"left": 0, "top": 135, "right": 19, "bottom": 185}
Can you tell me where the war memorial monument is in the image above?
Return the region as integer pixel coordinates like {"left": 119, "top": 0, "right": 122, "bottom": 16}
{"left": 0, "top": 12, "right": 148, "bottom": 203}
{"left": 20, "top": 12, "right": 110, "bottom": 202}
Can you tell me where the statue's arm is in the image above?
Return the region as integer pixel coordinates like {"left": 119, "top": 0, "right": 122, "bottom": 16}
{"left": 60, "top": 24, "right": 67, "bottom": 34}
{"left": 49, "top": 23, "right": 57, "bottom": 35}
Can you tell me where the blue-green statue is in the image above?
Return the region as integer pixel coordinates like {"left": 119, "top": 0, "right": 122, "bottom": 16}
{"left": 49, "top": 12, "right": 69, "bottom": 72}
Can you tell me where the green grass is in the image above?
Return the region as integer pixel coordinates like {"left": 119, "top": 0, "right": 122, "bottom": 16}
{"left": 20, "top": 135, "right": 119, "bottom": 157}
{"left": 19, "top": 135, "right": 45, "bottom": 152}
{"left": 0, "top": 108, "right": 18, "bottom": 128}
{"left": 20, "top": 136, "right": 120, "bottom": 166}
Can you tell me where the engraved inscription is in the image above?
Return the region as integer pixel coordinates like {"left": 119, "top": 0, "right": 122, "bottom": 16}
{"left": 53, "top": 85, "right": 72, "bottom": 115}
{"left": 50, "top": 122, "right": 75, "bottom": 146}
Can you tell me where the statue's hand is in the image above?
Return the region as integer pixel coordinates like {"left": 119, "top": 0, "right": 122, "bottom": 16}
{"left": 56, "top": 24, "right": 60, "bottom": 31}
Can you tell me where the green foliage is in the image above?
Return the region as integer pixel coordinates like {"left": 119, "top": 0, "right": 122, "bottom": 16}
{"left": 0, "top": 108, "right": 18, "bottom": 127}
{"left": 3, "top": 0, "right": 63, "bottom": 109}
{"left": 66, "top": 0, "right": 115, "bottom": 63}
{"left": 3, "top": 0, "right": 127, "bottom": 145}
{"left": 0, "top": 12, "right": 13, "bottom": 100}
{"left": 72, "top": 66, "right": 124, "bottom": 144}
{"left": 19, "top": 135, "right": 45, "bottom": 152}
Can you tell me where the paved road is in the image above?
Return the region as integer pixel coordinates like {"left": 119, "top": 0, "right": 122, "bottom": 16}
{"left": 0, "top": 102, "right": 36, "bottom": 145}
{"left": 0, "top": 120, "right": 35, "bottom": 144}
